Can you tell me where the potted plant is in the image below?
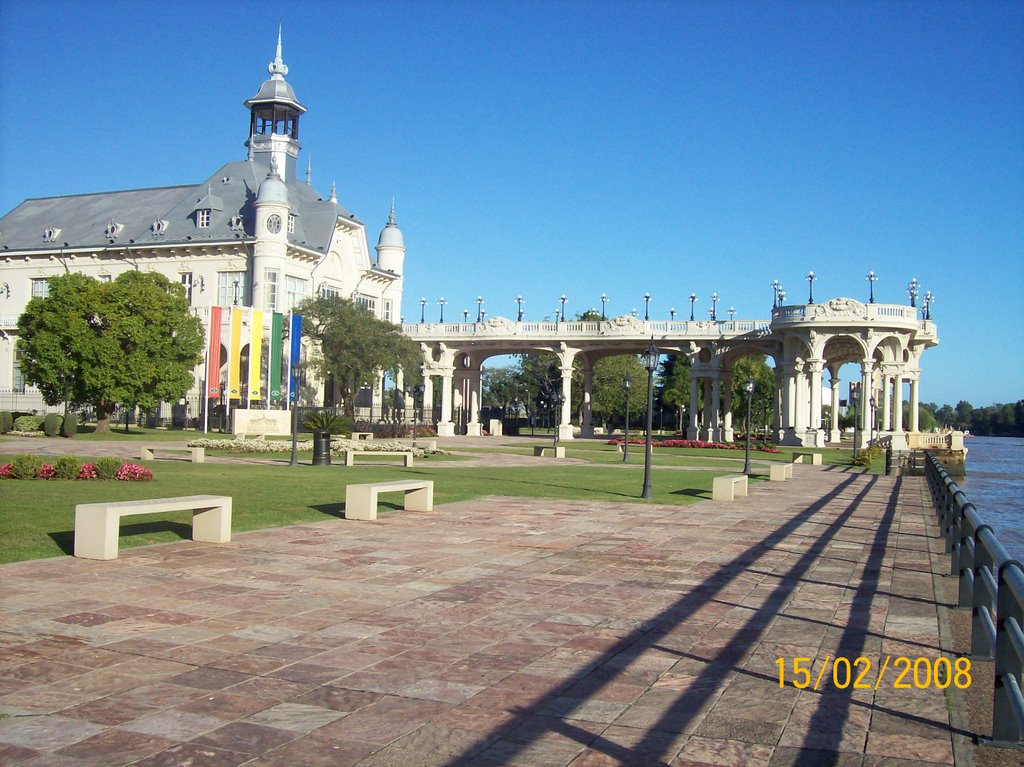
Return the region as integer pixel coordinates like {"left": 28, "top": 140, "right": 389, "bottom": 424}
{"left": 301, "top": 411, "right": 350, "bottom": 466}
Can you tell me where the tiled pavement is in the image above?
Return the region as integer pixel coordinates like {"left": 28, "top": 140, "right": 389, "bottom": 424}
{"left": 0, "top": 465, "right": 966, "bottom": 766}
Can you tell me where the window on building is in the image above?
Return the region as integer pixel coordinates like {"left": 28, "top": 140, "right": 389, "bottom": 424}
{"left": 218, "top": 271, "right": 248, "bottom": 307}
{"left": 384, "top": 300, "right": 393, "bottom": 323}
{"left": 319, "top": 284, "right": 340, "bottom": 299}
{"left": 180, "top": 272, "right": 193, "bottom": 304}
{"left": 354, "top": 294, "right": 377, "bottom": 314}
{"left": 287, "top": 214, "right": 296, "bottom": 234}
{"left": 13, "top": 347, "right": 27, "bottom": 393}
{"left": 197, "top": 209, "right": 212, "bottom": 228}
{"left": 31, "top": 278, "right": 49, "bottom": 299}
{"left": 284, "top": 276, "right": 307, "bottom": 311}
{"left": 264, "top": 268, "right": 279, "bottom": 311}
{"left": 97, "top": 275, "right": 112, "bottom": 283}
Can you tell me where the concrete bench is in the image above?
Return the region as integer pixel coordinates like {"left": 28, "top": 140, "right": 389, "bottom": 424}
{"left": 534, "top": 445, "right": 566, "bottom": 458}
{"left": 343, "top": 450, "right": 414, "bottom": 467}
{"left": 74, "top": 495, "right": 232, "bottom": 560}
{"left": 350, "top": 432, "right": 374, "bottom": 440}
{"left": 792, "top": 451, "right": 822, "bottom": 465}
{"left": 712, "top": 474, "right": 748, "bottom": 501}
{"left": 345, "top": 480, "right": 433, "bottom": 521}
{"left": 769, "top": 463, "right": 793, "bottom": 481}
{"left": 140, "top": 446, "right": 205, "bottom": 463}
{"left": 397, "top": 438, "right": 437, "bottom": 451}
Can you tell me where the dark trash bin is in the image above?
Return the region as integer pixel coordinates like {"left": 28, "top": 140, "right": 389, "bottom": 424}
{"left": 312, "top": 430, "right": 332, "bottom": 465}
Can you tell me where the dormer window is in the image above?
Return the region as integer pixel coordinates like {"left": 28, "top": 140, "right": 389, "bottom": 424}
{"left": 43, "top": 227, "right": 62, "bottom": 242}
{"left": 104, "top": 222, "right": 124, "bottom": 240}
{"left": 197, "top": 209, "right": 211, "bottom": 228}
{"left": 287, "top": 214, "right": 296, "bottom": 234}
{"left": 228, "top": 214, "right": 245, "bottom": 232}
{"left": 151, "top": 219, "right": 169, "bottom": 236}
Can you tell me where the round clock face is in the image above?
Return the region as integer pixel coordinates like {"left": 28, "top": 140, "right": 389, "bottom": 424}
{"left": 266, "top": 214, "right": 282, "bottom": 234}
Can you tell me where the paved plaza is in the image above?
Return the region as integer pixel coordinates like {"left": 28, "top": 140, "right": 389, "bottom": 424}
{"left": 0, "top": 462, "right": 972, "bottom": 766}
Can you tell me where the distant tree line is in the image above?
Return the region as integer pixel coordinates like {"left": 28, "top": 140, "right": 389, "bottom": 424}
{"left": 921, "top": 400, "right": 1024, "bottom": 437}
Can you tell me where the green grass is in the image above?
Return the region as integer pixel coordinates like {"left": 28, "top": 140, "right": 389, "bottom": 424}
{"left": 0, "top": 457, "right": 737, "bottom": 564}
{"left": 68, "top": 426, "right": 239, "bottom": 442}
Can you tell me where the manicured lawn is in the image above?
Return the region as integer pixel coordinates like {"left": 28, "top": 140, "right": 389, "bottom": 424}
{"left": 0, "top": 457, "right": 733, "bottom": 564}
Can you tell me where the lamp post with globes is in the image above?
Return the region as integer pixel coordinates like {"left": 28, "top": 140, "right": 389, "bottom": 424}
{"left": 742, "top": 378, "right": 755, "bottom": 474}
{"left": 641, "top": 338, "right": 660, "bottom": 499}
{"left": 806, "top": 271, "right": 816, "bottom": 304}
{"left": 560, "top": 295, "right": 568, "bottom": 321}
{"left": 670, "top": 307, "right": 676, "bottom": 321}
{"left": 729, "top": 307, "right": 736, "bottom": 321}
{"left": 288, "top": 358, "right": 303, "bottom": 467}
{"left": 476, "top": 296, "right": 484, "bottom": 322}
{"left": 551, "top": 389, "right": 564, "bottom": 448}
{"left": 869, "top": 396, "right": 877, "bottom": 443}
{"left": 689, "top": 293, "right": 697, "bottom": 320}
{"left": 643, "top": 293, "right": 651, "bottom": 320}
{"left": 710, "top": 293, "right": 719, "bottom": 321}
{"left": 622, "top": 376, "right": 632, "bottom": 462}
{"left": 866, "top": 272, "right": 878, "bottom": 303}
{"left": 771, "top": 279, "right": 782, "bottom": 308}
{"left": 412, "top": 383, "right": 424, "bottom": 448}
{"left": 437, "top": 297, "right": 446, "bottom": 323}
{"left": 907, "top": 278, "right": 920, "bottom": 307}
{"left": 419, "top": 297, "right": 427, "bottom": 323}
{"left": 516, "top": 295, "right": 524, "bottom": 322}
{"left": 463, "top": 309, "right": 469, "bottom": 323}
{"left": 600, "top": 293, "right": 608, "bottom": 320}
{"left": 923, "top": 291, "right": 934, "bottom": 320}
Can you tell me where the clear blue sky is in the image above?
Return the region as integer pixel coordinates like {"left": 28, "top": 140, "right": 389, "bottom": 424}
{"left": 2, "top": 0, "right": 1021, "bottom": 408}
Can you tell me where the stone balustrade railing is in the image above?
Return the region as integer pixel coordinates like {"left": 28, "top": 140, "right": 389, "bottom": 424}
{"left": 401, "top": 318, "right": 772, "bottom": 339}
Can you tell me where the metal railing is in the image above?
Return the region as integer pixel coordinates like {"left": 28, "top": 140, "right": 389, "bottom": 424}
{"left": 926, "top": 451, "right": 1024, "bottom": 747}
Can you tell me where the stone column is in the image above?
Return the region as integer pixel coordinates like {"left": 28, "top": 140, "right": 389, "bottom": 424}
{"left": 422, "top": 374, "right": 435, "bottom": 427}
{"left": 806, "top": 359, "right": 824, "bottom": 446}
{"left": 881, "top": 372, "right": 892, "bottom": 435}
{"left": 891, "top": 371, "right": 906, "bottom": 449}
{"left": 437, "top": 367, "right": 455, "bottom": 437}
{"left": 722, "top": 373, "right": 734, "bottom": 441}
{"left": 701, "top": 377, "right": 713, "bottom": 440}
{"left": 581, "top": 364, "right": 594, "bottom": 437}
{"left": 710, "top": 371, "right": 722, "bottom": 442}
{"left": 688, "top": 374, "right": 699, "bottom": 440}
{"left": 829, "top": 375, "right": 842, "bottom": 443}
{"left": 773, "top": 366, "right": 783, "bottom": 441}
{"left": 779, "top": 364, "right": 792, "bottom": 443}
{"left": 558, "top": 364, "right": 574, "bottom": 440}
{"left": 466, "top": 366, "right": 482, "bottom": 437}
{"left": 909, "top": 375, "right": 920, "bottom": 432}
{"left": 858, "top": 363, "right": 871, "bottom": 449}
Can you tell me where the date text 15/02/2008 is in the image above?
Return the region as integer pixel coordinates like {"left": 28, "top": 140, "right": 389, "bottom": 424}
{"left": 776, "top": 656, "right": 972, "bottom": 691}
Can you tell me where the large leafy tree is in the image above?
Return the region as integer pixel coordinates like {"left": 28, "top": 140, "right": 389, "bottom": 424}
{"left": 17, "top": 271, "right": 204, "bottom": 432}
{"left": 297, "top": 295, "right": 421, "bottom": 416}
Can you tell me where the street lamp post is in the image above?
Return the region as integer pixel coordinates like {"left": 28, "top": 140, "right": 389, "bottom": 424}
{"left": 771, "top": 279, "right": 781, "bottom": 308}
{"left": 516, "top": 295, "right": 524, "bottom": 321}
{"left": 852, "top": 389, "right": 860, "bottom": 460}
{"left": 641, "top": 338, "right": 660, "bottom": 499}
{"left": 560, "top": 295, "right": 568, "bottom": 321}
{"left": 729, "top": 307, "right": 736, "bottom": 321}
{"left": 778, "top": 288, "right": 786, "bottom": 305}
{"left": 869, "top": 397, "right": 877, "bottom": 443}
{"left": 866, "top": 272, "right": 878, "bottom": 303}
{"left": 552, "top": 389, "right": 563, "bottom": 448}
{"left": 643, "top": 293, "right": 651, "bottom": 321}
{"left": 419, "top": 297, "right": 427, "bottom": 323}
{"left": 412, "top": 383, "right": 423, "bottom": 448}
{"left": 710, "top": 292, "right": 719, "bottom": 321}
{"left": 806, "top": 271, "right": 816, "bottom": 304}
{"left": 600, "top": 293, "right": 608, "bottom": 320}
{"left": 742, "top": 378, "right": 755, "bottom": 474}
{"left": 670, "top": 307, "right": 676, "bottom": 321}
{"left": 923, "top": 291, "right": 934, "bottom": 320}
{"left": 907, "top": 278, "right": 920, "bottom": 307}
{"left": 689, "top": 293, "right": 697, "bottom": 320}
{"left": 623, "top": 376, "right": 632, "bottom": 462}
{"left": 463, "top": 309, "right": 469, "bottom": 323}
{"left": 437, "top": 297, "right": 446, "bottom": 323}
{"left": 476, "top": 296, "right": 484, "bottom": 322}
{"left": 289, "top": 360, "right": 303, "bottom": 467}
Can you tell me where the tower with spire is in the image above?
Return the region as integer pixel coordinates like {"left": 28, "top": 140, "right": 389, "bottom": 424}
{"left": 245, "top": 26, "right": 306, "bottom": 183}
{"left": 375, "top": 200, "right": 406, "bottom": 275}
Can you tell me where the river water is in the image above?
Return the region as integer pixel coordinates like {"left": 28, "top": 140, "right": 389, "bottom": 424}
{"left": 958, "top": 436, "right": 1024, "bottom": 561}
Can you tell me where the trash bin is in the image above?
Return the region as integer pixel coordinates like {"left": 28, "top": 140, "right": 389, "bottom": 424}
{"left": 312, "top": 430, "right": 332, "bottom": 466}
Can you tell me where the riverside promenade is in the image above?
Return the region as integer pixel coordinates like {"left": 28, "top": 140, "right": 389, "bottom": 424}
{"left": 0, "top": 461, "right": 992, "bottom": 766}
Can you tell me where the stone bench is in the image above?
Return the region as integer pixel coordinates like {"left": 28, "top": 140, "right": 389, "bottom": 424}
{"left": 712, "top": 474, "right": 748, "bottom": 501}
{"left": 396, "top": 438, "right": 437, "bottom": 451}
{"left": 769, "top": 463, "right": 793, "bottom": 481}
{"left": 140, "top": 446, "right": 205, "bottom": 463}
{"left": 792, "top": 451, "right": 823, "bottom": 465}
{"left": 350, "top": 432, "right": 374, "bottom": 440}
{"left": 345, "top": 480, "right": 433, "bottom": 521}
{"left": 74, "top": 495, "right": 232, "bottom": 560}
{"left": 534, "top": 445, "right": 566, "bottom": 458}
{"left": 343, "top": 450, "right": 414, "bottom": 467}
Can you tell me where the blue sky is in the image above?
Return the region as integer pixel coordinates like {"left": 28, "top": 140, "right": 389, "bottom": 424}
{"left": 1, "top": 0, "right": 1021, "bottom": 407}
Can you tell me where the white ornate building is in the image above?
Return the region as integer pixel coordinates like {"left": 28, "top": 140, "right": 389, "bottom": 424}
{"left": 0, "top": 32, "right": 405, "bottom": 422}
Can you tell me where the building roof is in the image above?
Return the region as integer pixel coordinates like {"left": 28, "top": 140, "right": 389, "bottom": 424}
{"left": 0, "top": 161, "right": 361, "bottom": 254}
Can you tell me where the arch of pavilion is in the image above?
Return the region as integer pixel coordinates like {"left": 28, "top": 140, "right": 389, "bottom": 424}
{"left": 402, "top": 296, "right": 938, "bottom": 448}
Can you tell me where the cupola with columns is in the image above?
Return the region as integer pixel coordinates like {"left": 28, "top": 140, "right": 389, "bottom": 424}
{"left": 245, "top": 26, "right": 306, "bottom": 184}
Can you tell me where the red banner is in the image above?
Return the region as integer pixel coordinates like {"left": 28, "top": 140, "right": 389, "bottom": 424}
{"left": 206, "top": 306, "right": 223, "bottom": 397}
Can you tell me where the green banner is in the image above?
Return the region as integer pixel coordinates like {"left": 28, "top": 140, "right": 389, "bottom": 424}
{"left": 269, "top": 312, "right": 284, "bottom": 401}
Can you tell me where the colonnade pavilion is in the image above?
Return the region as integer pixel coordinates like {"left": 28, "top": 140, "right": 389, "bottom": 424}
{"left": 402, "top": 295, "right": 938, "bottom": 449}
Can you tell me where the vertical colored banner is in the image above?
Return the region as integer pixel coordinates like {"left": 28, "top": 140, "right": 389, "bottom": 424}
{"left": 228, "top": 307, "right": 243, "bottom": 399}
{"left": 288, "top": 313, "right": 303, "bottom": 402}
{"left": 248, "top": 309, "right": 264, "bottom": 399}
{"left": 206, "top": 306, "right": 223, "bottom": 397}
{"left": 269, "top": 312, "right": 283, "bottom": 401}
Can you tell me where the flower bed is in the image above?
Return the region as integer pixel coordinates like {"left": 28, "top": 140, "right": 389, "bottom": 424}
{"left": 607, "top": 438, "right": 781, "bottom": 454}
{"left": 0, "top": 455, "right": 153, "bottom": 480}
{"left": 186, "top": 437, "right": 448, "bottom": 458}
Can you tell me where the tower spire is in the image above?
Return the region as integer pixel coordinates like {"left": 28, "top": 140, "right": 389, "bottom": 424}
{"left": 329, "top": 181, "right": 337, "bottom": 204}
{"left": 389, "top": 195, "right": 396, "bottom": 224}
{"left": 306, "top": 155, "right": 312, "bottom": 185}
{"left": 269, "top": 23, "right": 288, "bottom": 78}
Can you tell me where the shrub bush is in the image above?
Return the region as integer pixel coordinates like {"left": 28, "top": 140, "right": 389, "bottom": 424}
{"left": 61, "top": 412, "right": 78, "bottom": 438}
{"left": 851, "top": 445, "right": 883, "bottom": 467}
{"left": 13, "top": 415, "right": 44, "bottom": 432}
{"left": 0, "top": 411, "right": 12, "bottom": 434}
{"left": 94, "top": 457, "right": 124, "bottom": 480}
{"left": 10, "top": 454, "right": 42, "bottom": 479}
{"left": 42, "top": 413, "right": 62, "bottom": 437}
{"left": 53, "top": 455, "right": 83, "bottom": 480}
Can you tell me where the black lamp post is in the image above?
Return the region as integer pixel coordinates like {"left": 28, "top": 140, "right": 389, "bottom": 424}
{"left": 463, "top": 309, "right": 469, "bottom": 323}
{"left": 923, "top": 291, "right": 934, "bottom": 320}
{"left": 670, "top": 307, "right": 676, "bottom": 321}
{"left": 289, "top": 359, "right": 303, "bottom": 467}
{"left": 600, "top": 293, "right": 608, "bottom": 320}
{"left": 806, "top": 271, "right": 816, "bottom": 304}
{"left": 560, "top": 295, "right": 568, "bottom": 321}
{"left": 729, "top": 307, "right": 736, "bottom": 321}
{"left": 476, "top": 296, "right": 484, "bottom": 322}
{"left": 689, "top": 293, "right": 697, "bottom": 320}
{"left": 516, "top": 295, "right": 524, "bottom": 321}
{"left": 643, "top": 293, "right": 651, "bottom": 321}
{"left": 742, "top": 378, "right": 755, "bottom": 474}
{"left": 778, "top": 288, "right": 786, "bottom": 305}
{"left": 771, "top": 279, "right": 781, "bottom": 308}
{"left": 907, "top": 278, "right": 920, "bottom": 307}
{"left": 641, "top": 338, "right": 660, "bottom": 499}
{"left": 869, "top": 396, "right": 877, "bottom": 443}
{"left": 866, "top": 272, "right": 877, "bottom": 304}
{"left": 622, "top": 376, "right": 632, "bottom": 462}
{"left": 419, "top": 297, "right": 427, "bottom": 323}
{"left": 552, "top": 389, "right": 564, "bottom": 448}
{"left": 412, "top": 383, "right": 423, "bottom": 448}
{"left": 710, "top": 292, "right": 718, "bottom": 321}
{"left": 437, "top": 297, "right": 446, "bottom": 323}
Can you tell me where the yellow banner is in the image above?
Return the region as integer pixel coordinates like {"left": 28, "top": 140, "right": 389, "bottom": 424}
{"left": 248, "top": 309, "right": 264, "bottom": 399}
{"left": 228, "top": 307, "right": 243, "bottom": 399}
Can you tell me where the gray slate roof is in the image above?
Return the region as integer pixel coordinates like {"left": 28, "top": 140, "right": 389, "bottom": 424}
{"left": 0, "top": 160, "right": 361, "bottom": 254}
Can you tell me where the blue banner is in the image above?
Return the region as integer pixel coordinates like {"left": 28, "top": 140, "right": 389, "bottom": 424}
{"left": 288, "top": 313, "right": 303, "bottom": 403}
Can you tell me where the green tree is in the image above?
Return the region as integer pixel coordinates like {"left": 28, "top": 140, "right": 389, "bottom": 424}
{"left": 16, "top": 271, "right": 204, "bottom": 433}
{"left": 659, "top": 355, "right": 692, "bottom": 431}
{"left": 730, "top": 355, "right": 775, "bottom": 434}
{"left": 298, "top": 295, "right": 421, "bottom": 416}
{"left": 588, "top": 354, "right": 647, "bottom": 429}
{"left": 481, "top": 367, "right": 523, "bottom": 411}
{"left": 954, "top": 400, "right": 974, "bottom": 430}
